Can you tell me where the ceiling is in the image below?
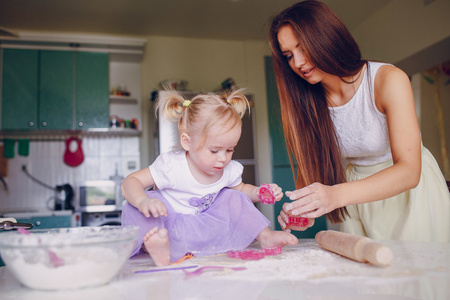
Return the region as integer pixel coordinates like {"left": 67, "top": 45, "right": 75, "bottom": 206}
{"left": 0, "top": 0, "right": 393, "bottom": 41}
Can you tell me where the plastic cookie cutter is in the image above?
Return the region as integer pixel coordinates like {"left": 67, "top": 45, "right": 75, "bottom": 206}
{"left": 241, "top": 250, "right": 265, "bottom": 260}
{"left": 227, "top": 247, "right": 283, "bottom": 260}
{"left": 287, "top": 217, "right": 309, "bottom": 227}
{"left": 261, "top": 246, "right": 282, "bottom": 256}
{"left": 226, "top": 250, "right": 243, "bottom": 259}
{"left": 258, "top": 184, "right": 276, "bottom": 204}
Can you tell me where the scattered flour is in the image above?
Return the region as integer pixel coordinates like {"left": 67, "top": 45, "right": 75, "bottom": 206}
{"left": 188, "top": 240, "right": 442, "bottom": 282}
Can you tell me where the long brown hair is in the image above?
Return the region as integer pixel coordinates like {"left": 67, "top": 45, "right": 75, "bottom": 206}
{"left": 268, "top": 0, "right": 367, "bottom": 223}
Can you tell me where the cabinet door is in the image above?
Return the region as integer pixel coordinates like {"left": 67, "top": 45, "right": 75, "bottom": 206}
{"left": 16, "top": 215, "right": 72, "bottom": 229}
{"left": 1, "top": 49, "right": 39, "bottom": 130}
{"left": 75, "top": 52, "right": 109, "bottom": 129}
{"left": 40, "top": 50, "right": 75, "bottom": 129}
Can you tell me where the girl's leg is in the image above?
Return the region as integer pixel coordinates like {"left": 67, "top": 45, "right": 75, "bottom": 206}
{"left": 255, "top": 227, "right": 298, "bottom": 249}
{"left": 143, "top": 227, "right": 171, "bottom": 266}
{"left": 121, "top": 190, "right": 175, "bottom": 265}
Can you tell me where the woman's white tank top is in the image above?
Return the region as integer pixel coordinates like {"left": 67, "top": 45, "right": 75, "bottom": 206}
{"left": 329, "top": 61, "right": 392, "bottom": 166}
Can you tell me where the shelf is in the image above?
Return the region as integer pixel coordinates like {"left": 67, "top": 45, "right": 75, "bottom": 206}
{"left": 0, "top": 128, "right": 141, "bottom": 141}
{"left": 109, "top": 95, "right": 138, "bottom": 104}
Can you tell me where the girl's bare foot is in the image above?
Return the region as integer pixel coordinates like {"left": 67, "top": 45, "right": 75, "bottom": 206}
{"left": 256, "top": 227, "right": 298, "bottom": 249}
{"left": 143, "top": 227, "right": 171, "bottom": 266}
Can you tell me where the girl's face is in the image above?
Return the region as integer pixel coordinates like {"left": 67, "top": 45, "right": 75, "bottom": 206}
{"left": 277, "top": 25, "right": 326, "bottom": 85}
{"left": 183, "top": 121, "right": 242, "bottom": 183}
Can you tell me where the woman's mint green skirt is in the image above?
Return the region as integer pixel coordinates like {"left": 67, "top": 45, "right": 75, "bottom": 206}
{"left": 340, "top": 147, "right": 450, "bottom": 242}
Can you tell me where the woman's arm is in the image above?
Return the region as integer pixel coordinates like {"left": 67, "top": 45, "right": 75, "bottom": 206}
{"left": 283, "top": 65, "right": 421, "bottom": 218}
{"left": 121, "top": 168, "right": 167, "bottom": 217}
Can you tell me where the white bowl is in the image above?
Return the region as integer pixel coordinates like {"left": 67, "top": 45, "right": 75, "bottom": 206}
{"left": 0, "top": 226, "right": 138, "bottom": 290}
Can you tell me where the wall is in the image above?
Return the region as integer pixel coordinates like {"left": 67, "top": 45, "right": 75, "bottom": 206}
{"left": 352, "top": 0, "right": 450, "bottom": 64}
{"left": 0, "top": 136, "right": 140, "bottom": 211}
{"left": 351, "top": 0, "right": 450, "bottom": 179}
{"left": 416, "top": 61, "right": 450, "bottom": 179}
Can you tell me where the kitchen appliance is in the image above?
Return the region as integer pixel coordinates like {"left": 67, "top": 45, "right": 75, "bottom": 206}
{"left": 55, "top": 184, "right": 74, "bottom": 211}
{"left": 78, "top": 180, "right": 122, "bottom": 212}
{"left": 81, "top": 211, "right": 122, "bottom": 226}
{"left": 21, "top": 165, "right": 74, "bottom": 211}
{"left": 78, "top": 180, "right": 123, "bottom": 226}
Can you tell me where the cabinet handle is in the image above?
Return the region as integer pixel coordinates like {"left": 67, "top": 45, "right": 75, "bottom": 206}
{"left": 28, "top": 121, "right": 35, "bottom": 127}
{"left": 78, "top": 121, "right": 84, "bottom": 127}
{"left": 41, "top": 121, "right": 48, "bottom": 127}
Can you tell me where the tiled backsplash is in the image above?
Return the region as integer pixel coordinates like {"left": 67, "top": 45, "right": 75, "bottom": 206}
{"left": 0, "top": 136, "right": 140, "bottom": 211}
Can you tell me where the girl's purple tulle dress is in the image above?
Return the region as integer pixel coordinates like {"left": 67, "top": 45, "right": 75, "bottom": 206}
{"left": 121, "top": 188, "right": 271, "bottom": 262}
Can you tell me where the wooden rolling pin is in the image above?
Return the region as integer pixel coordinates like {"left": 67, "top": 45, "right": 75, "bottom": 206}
{"left": 315, "top": 230, "right": 393, "bottom": 267}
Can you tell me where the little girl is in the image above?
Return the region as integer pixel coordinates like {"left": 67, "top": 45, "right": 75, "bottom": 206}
{"left": 121, "top": 89, "right": 298, "bottom": 266}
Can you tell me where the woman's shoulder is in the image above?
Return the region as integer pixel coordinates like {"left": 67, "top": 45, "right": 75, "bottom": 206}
{"left": 374, "top": 64, "right": 409, "bottom": 90}
{"left": 373, "top": 63, "right": 412, "bottom": 113}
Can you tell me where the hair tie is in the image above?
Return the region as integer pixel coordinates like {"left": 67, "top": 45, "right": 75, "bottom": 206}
{"left": 182, "top": 100, "right": 191, "bottom": 107}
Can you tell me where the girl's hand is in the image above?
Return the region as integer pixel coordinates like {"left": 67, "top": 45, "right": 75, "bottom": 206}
{"left": 284, "top": 182, "right": 336, "bottom": 219}
{"left": 278, "top": 209, "right": 315, "bottom": 232}
{"left": 138, "top": 198, "right": 167, "bottom": 218}
{"left": 267, "top": 183, "right": 283, "bottom": 202}
{"left": 257, "top": 183, "right": 283, "bottom": 203}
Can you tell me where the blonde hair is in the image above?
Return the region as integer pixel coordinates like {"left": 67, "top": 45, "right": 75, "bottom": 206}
{"left": 156, "top": 89, "right": 250, "bottom": 148}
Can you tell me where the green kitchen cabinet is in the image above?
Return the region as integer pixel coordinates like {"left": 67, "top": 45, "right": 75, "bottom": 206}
{"left": 75, "top": 52, "right": 110, "bottom": 129}
{"left": 15, "top": 215, "right": 72, "bottom": 230}
{"left": 265, "top": 56, "right": 327, "bottom": 238}
{"left": 39, "top": 50, "right": 75, "bottom": 129}
{"left": 1, "top": 48, "right": 109, "bottom": 130}
{"left": 1, "top": 49, "right": 39, "bottom": 130}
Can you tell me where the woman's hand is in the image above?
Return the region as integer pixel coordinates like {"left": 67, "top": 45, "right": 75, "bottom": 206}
{"left": 138, "top": 198, "right": 167, "bottom": 218}
{"left": 278, "top": 210, "right": 315, "bottom": 232}
{"left": 283, "top": 182, "right": 337, "bottom": 219}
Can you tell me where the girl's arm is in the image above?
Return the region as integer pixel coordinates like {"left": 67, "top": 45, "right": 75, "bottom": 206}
{"left": 230, "top": 182, "right": 283, "bottom": 203}
{"left": 284, "top": 65, "right": 421, "bottom": 218}
{"left": 121, "top": 168, "right": 167, "bottom": 217}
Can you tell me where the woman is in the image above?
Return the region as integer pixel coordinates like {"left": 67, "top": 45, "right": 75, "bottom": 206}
{"left": 268, "top": 0, "right": 449, "bottom": 242}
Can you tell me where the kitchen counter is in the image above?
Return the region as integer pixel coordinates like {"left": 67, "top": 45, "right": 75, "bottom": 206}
{"left": 0, "top": 239, "right": 449, "bottom": 300}
{"left": 1, "top": 209, "right": 73, "bottom": 219}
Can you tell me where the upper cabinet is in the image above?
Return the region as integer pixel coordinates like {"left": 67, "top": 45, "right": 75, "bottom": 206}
{"left": 1, "top": 48, "right": 109, "bottom": 131}
{"left": 1, "top": 49, "right": 39, "bottom": 130}
{"left": 40, "top": 50, "right": 75, "bottom": 129}
{"left": 75, "top": 52, "right": 109, "bottom": 129}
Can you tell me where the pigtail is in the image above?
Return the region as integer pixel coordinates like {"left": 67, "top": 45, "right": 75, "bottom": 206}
{"left": 156, "top": 90, "right": 187, "bottom": 122}
{"left": 224, "top": 88, "right": 250, "bottom": 119}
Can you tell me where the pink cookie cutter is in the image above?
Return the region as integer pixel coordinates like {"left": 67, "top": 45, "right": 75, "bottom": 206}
{"left": 241, "top": 250, "right": 265, "bottom": 260}
{"left": 287, "top": 217, "right": 309, "bottom": 227}
{"left": 259, "top": 184, "right": 275, "bottom": 204}
{"left": 227, "top": 247, "right": 282, "bottom": 261}
{"left": 262, "top": 246, "right": 282, "bottom": 256}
